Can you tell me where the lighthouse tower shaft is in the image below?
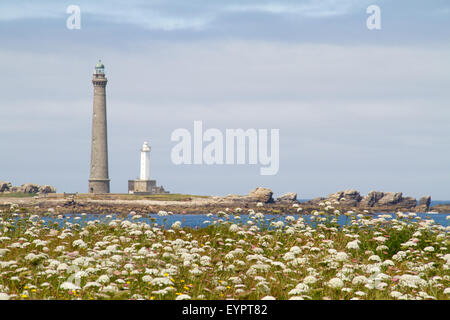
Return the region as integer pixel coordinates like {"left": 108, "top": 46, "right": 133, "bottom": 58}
{"left": 89, "top": 61, "right": 110, "bottom": 193}
{"left": 140, "top": 142, "right": 151, "bottom": 180}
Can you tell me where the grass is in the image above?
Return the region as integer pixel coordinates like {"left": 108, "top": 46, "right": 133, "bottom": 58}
{"left": 73, "top": 193, "right": 210, "bottom": 201}
{"left": 0, "top": 192, "right": 37, "bottom": 198}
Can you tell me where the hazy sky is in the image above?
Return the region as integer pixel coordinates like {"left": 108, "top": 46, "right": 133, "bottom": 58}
{"left": 1, "top": 1, "right": 450, "bottom": 199}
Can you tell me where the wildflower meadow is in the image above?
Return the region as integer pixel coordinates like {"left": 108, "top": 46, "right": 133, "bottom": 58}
{"left": 0, "top": 203, "right": 449, "bottom": 300}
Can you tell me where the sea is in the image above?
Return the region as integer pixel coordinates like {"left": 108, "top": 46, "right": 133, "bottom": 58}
{"left": 40, "top": 212, "right": 450, "bottom": 229}
{"left": 430, "top": 200, "right": 450, "bottom": 206}
{"left": 16, "top": 199, "right": 450, "bottom": 229}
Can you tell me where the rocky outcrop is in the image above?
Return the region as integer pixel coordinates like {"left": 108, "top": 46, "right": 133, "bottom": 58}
{"left": 38, "top": 185, "right": 57, "bottom": 194}
{"left": 429, "top": 204, "right": 449, "bottom": 213}
{"left": 213, "top": 187, "right": 276, "bottom": 204}
{"left": 275, "top": 192, "right": 298, "bottom": 203}
{"left": 20, "top": 183, "right": 40, "bottom": 194}
{"left": 303, "top": 189, "right": 420, "bottom": 211}
{"left": 245, "top": 187, "right": 274, "bottom": 203}
{"left": 308, "top": 197, "right": 325, "bottom": 205}
{"left": 360, "top": 191, "right": 385, "bottom": 207}
{"left": 416, "top": 196, "right": 431, "bottom": 212}
{"left": 0, "top": 188, "right": 442, "bottom": 215}
{"left": 369, "top": 192, "right": 417, "bottom": 210}
{"left": 341, "top": 189, "right": 362, "bottom": 206}
{"left": 325, "top": 189, "right": 361, "bottom": 206}
{"left": 0, "top": 181, "right": 12, "bottom": 192}
{"left": 419, "top": 196, "right": 431, "bottom": 207}
{"left": 397, "top": 197, "right": 418, "bottom": 209}
{"left": 0, "top": 182, "right": 56, "bottom": 194}
{"left": 377, "top": 192, "right": 403, "bottom": 206}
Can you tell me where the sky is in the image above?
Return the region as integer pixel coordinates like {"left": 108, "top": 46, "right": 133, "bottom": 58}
{"left": 1, "top": 0, "right": 450, "bottom": 199}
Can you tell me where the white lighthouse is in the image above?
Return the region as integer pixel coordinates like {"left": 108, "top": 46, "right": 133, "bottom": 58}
{"left": 128, "top": 141, "right": 169, "bottom": 194}
{"left": 140, "top": 141, "right": 150, "bottom": 180}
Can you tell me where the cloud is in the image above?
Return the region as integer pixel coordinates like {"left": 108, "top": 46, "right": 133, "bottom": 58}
{"left": 225, "top": 0, "right": 367, "bottom": 17}
{"left": 0, "top": 0, "right": 373, "bottom": 30}
{"left": 1, "top": 0, "right": 449, "bottom": 48}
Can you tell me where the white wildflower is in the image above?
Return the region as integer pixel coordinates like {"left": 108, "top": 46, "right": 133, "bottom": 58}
{"left": 328, "top": 278, "right": 344, "bottom": 289}
{"left": 60, "top": 282, "right": 80, "bottom": 291}
{"left": 346, "top": 240, "right": 360, "bottom": 250}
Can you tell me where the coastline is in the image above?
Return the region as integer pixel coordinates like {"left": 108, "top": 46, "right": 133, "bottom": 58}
{"left": 1, "top": 193, "right": 449, "bottom": 215}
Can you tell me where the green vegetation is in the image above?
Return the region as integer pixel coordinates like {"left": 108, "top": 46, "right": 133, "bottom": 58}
{"left": 0, "top": 192, "right": 37, "bottom": 198}
{"left": 73, "top": 193, "right": 210, "bottom": 201}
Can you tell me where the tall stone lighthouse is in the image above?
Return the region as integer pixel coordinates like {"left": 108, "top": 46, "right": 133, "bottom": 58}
{"left": 88, "top": 60, "right": 110, "bottom": 193}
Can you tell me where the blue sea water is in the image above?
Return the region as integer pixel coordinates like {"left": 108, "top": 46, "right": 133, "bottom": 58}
{"left": 430, "top": 200, "right": 450, "bottom": 206}
{"left": 40, "top": 212, "right": 450, "bottom": 229}
{"left": 18, "top": 199, "right": 450, "bottom": 229}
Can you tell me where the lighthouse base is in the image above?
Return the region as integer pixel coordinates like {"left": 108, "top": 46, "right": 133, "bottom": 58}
{"left": 89, "top": 179, "right": 110, "bottom": 194}
{"left": 128, "top": 179, "right": 168, "bottom": 194}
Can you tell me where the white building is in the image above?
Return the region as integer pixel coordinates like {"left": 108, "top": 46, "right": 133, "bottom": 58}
{"left": 128, "top": 141, "right": 168, "bottom": 194}
{"left": 140, "top": 141, "right": 151, "bottom": 180}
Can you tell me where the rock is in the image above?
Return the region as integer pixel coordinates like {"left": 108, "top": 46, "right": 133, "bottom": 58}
{"left": 419, "top": 196, "right": 431, "bottom": 207}
{"left": 377, "top": 192, "right": 403, "bottom": 206}
{"left": 63, "top": 199, "right": 76, "bottom": 207}
{"left": 327, "top": 191, "right": 344, "bottom": 201}
{"left": 312, "top": 189, "right": 420, "bottom": 210}
{"left": 276, "top": 192, "right": 297, "bottom": 203}
{"left": 308, "top": 197, "right": 326, "bottom": 205}
{"left": 397, "top": 197, "right": 417, "bottom": 209}
{"left": 19, "top": 183, "right": 40, "bottom": 194}
{"left": 343, "top": 189, "right": 362, "bottom": 201}
{"left": 340, "top": 189, "right": 362, "bottom": 206}
{"left": 225, "top": 194, "right": 240, "bottom": 199}
{"left": 38, "top": 185, "right": 56, "bottom": 194}
{"left": 2, "top": 182, "right": 56, "bottom": 194}
{"left": 416, "top": 196, "right": 431, "bottom": 212}
{"left": 360, "top": 191, "right": 385, "bottom": 207}
{"left": 326, "top": 189, "right": 361, "bottom": 206}
{"left": 428, "top": 204, "right": 450, "bottom": 213}
{"left": 246, "top": 187, "right": 274, "bottom": 203}
{"left": 0, "top": 181, "right": 12, "bottom": 192}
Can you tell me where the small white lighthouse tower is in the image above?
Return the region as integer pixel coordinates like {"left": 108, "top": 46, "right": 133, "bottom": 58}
{"left": 140, "top": 141, "right": 150, "bottom": 180}
{"left": 128, "top": 141, "right": 168, "bottom": 194}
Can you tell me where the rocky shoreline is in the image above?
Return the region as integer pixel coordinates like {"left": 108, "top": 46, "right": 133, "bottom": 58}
{"left": 304, "top": 189, "right": 433, "bottom": 213}
{"left": 0, "top": 181, "right": 56, "bottom": 194}
{"left": 0, "top": 187, "right": 448, "bottom": 215}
